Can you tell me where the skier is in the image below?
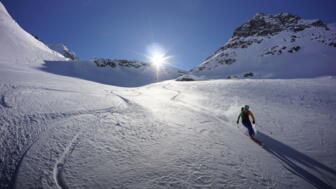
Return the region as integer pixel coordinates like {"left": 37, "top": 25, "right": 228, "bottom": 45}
{"left": 237, "top": 105, "right": 256, "bottom": 137}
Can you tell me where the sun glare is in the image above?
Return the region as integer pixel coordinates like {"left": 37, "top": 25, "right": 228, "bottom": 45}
{"left": 150, "top": 53, "right": 167, "bottom": 67}
{"left": 146, "top": 43, "right": 172, "bottom": 68}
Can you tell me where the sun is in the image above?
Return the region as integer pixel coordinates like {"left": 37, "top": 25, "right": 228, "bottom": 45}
{"left": 150, "top": 53, "right": 168, "bottom": 67}
{"left": 146, "top": 43, "right": 172, "bottom": 68}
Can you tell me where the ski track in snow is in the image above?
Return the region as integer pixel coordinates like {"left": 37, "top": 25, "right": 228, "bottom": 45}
{"left": 0, "top": 83, "right": 132, "bottom": 189}
{"left": 5, "top": 108, "right": 120, "bottom": 189}
{"left": 54, "top": 133, "right": 80, "bottom": 189}
{"left": 8, "top": 86, "right": 150, "bottom": 189}
{"left": 1, "top": 79, "right": 336, "bottom": 188}
{"left": 51, "top": 91, "right": 131, "bottom": 189}
{"left": 9, "top": 135, "right": 40, "bottom": 189}
{"left": 162, "top": 84, "right": 231, "bottom": 130}
{"left": 0, "top": 95, "right": 11, "bottom": 108}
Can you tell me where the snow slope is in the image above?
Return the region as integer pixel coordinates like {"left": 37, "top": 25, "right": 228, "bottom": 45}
{"left": 1, "top": 74, "right": 336, "bottom": 189}
{"left": 1, "top": 3, "right": 336, "bottom": 189}
{"left": 180, "top": 13, "right": 336, "bottom": 80}
{"left": 0, "top": 3, "right": 65, "bottom": 65}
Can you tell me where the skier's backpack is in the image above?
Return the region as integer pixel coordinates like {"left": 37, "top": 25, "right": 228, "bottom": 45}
{"left": 241, "top": 110, "right": 250, "bottom": 123}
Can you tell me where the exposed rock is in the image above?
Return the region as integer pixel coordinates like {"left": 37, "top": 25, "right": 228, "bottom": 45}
{"left": 214, "top": 38, "right": 263, "bottom": 54}
{"left": 48, "top": 44, "right": 78, "bottom": 60}
{"left": 92, "top": 58, "right": 147, "bottom": 68}
{"left": 288, "top": 46, "right": 301, "bottom": 53}
{"left": 329, "top": 42, "right": 336, "bottom": 47}
{"left": 232, "top": 13, "right": 328, "bottom": 38}
{"left": 178, "top": 77, "right": 195, "bottom": 81}
{"left": 243, "top": 72, "right": 254, "bottom": 77}
{"left": 218, "top": 58, "right": 236, "bottom": 65}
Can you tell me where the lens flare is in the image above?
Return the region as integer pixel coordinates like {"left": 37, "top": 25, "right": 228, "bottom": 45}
{"left": 146, "top": 43, "right": 172, "bottom": 68}
{"left": 150, "top": 53, "right": 168, "bottom": 67}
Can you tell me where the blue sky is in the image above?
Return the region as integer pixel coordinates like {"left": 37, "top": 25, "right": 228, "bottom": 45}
{"left": 2, "top": 0, "right": 335, "bottom": 70}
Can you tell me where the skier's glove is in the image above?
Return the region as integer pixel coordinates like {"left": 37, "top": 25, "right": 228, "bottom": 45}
{"left": 253, "top": 121, "right": 255, "bottom": 124}
{"left": 236, "top": 121, "right": 239, "bottom": 124}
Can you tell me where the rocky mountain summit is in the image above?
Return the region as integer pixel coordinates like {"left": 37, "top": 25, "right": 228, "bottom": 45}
{"left": 48, "top": 43, "right": 78, "bottom": 61}
{"left": 92, "top": 58, "right": 148, "bottom": 69}
{"left": 179, "top": 13, "right": 336, "bottom": 80}
{"left": 233, "top": 13, "right": 329, "bottom": 38}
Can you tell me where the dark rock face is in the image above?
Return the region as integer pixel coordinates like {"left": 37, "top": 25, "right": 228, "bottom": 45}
{"left": 218, "top": 58, "right": 236, "bottom": 65}
{"left": 62, "top": 50, "right": 78, "bottom": 61}
{"left": 48, "top": 44, "right": 78, "bottom": 61}
{"left": 329, "top": 42, "right": 336, "bottom": 47}
{"left": 288, "top": 46, "right": 301, "bottom": 53}
{"left": 177, "top": 77, "right": 195, "bottom": 81}
{"left": 214, "top": 38, "right": 263, "bottom": 54}
{"left": 233, "top": 13, "right": 328, "bottom": 38}
{"left": 243, "top": 72, "right": 254, "bottom": 77}
{"left": 92, "top": 59, "right": 148, "bottom": 68}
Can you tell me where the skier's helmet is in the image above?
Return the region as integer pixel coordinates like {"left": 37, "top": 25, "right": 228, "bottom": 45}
{"left": 244, "top": 105, "right": 249, "bottom": 110}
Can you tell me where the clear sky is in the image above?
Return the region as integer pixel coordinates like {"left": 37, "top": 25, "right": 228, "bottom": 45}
{"left": 2, "top": 0, "right": 335, "bottom": 70}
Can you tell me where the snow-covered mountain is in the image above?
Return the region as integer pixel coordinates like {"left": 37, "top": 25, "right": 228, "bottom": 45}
{"left": 0, "top": 3, "right": 65, "bottom": 65}
{"left": 48, "top": 43, "right": 78, "bottom": 61}
{"left": 40, "top": 58, "right": 185, "bottom": 87}
{"left": 179, "top": 13, "right": 336, "bottom": 80}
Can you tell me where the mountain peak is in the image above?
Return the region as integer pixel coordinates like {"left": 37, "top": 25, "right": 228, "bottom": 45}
{"left": 233, "top": 13, "right": 328, "bottom": 38}
{"left": 180, "top": 13, "right": 336, "bottom": 80}
{"left": 48, "top": 43, "right": 78, "bottom": 61}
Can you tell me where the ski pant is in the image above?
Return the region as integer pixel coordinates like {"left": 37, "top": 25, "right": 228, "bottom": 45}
{"left": 242, "top": 121, "right": 255, "bottom": 137}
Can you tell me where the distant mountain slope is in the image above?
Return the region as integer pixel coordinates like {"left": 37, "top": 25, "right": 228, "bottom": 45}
{"left": 40, "top": 59, "right": 185, "bottom": 87}
{"left": 0, "top": 2, "right": 65, "bottom": 64}
{"left": 179, "top": 13, "right": 336, "bottom": 80}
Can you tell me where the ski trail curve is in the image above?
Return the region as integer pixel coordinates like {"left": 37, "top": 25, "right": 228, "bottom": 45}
{"left": 0, "top": 95, "right": 11, "bottom": 108}
{"left": 53, "top": 133, "right": 80, "bottom": 189}
{"left": 9, "top": 137, "right": 40, "bottom": 189}
{"left": 109, "top": 91, "right": 130, "bottom": 104}
{"left": 162, "top": 84, "right": 230, "bottom": 126}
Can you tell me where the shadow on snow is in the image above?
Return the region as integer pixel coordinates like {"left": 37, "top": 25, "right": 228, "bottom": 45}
{"left": 258, "top": 132, "right": 336, "bottom": 189}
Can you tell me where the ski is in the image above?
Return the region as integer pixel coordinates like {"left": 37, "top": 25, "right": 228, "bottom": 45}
{"left": 245, "top": 133, "right": 264, "bottom": 146}
{"left": 250, "top": 137, "right": 264, "bottom": 146}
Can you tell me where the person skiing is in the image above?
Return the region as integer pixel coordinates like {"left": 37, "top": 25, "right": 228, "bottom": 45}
{"left": 237, "top": 105, "right": 256, "bottom": 137}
